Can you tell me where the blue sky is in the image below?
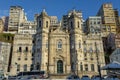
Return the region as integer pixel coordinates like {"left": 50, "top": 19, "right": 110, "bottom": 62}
{"left": 0, "top": 0, "right": 120, "bottom": 21}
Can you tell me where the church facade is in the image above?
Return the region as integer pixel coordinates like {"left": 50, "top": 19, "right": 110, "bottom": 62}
{"left": 33, "top": 10, "right": 106, "bottom": 78}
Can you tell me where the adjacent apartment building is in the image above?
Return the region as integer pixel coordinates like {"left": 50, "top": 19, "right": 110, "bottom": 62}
{"left": 0, "top": 42, "right": 11, "bottom": 76}
{"left": 18, "top": 21, "right": 37, "bottom": 34}
{"left": 0, "top": 18, "right": 4, "bottom": 33}
{"left": 10, "top": 34, "right": 33, "bottom": 75}
{"left": 8, "top": 6, "right": 27, "bottom": 32}
{"left": 1, "top": 16, "right": 9, "bottom": 31}
{"left": 97, "top": 3, "right": 119, "bottom": 36}
{"left": 86, "top": 16, "right": 102, "bottom": 34}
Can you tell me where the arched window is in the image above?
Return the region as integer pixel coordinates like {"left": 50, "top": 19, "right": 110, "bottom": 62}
{"left": 25, "top": 47, "right": 28, "bottom": 52}
{"left": 18, "top": 47, "right": 22, "bottom": 52}
{"left": 78, "top": 21, "right": 79, "bottom": 28}
{"left": 57, "top": 40, "right": 62, "bottom": 49}
{"left": 57, "top": 60, "right": 63, "bottom": 73}
{"left": 39, "top": 21, "right": 41, "bottom": 27}
{"left": 71, "top": 21, "right": 73, "bottom": 29}
{"left": 46, "top": 21, "right": 48, "bottom": 28}
{"left": 79, "top": 41, "right": 81, "bottom": 48}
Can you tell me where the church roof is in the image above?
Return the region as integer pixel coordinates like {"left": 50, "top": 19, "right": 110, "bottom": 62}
{"left": 50, "top": 26, "right": 68, "bottom": 34}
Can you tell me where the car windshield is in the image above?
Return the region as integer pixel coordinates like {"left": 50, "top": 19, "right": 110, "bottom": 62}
{"left": 81, "top": 76, "right": 90, "bottom": 80}
{"left": 17, "top": 71, "right": 45, "bottom": 76}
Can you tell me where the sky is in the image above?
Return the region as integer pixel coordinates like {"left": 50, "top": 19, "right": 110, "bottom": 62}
{"left": 0, "top": 0, "right": 120, "bottom": 21}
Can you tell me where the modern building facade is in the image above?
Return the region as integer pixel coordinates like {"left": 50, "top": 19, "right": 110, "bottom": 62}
{"left": 97, "top": 3, "right": 119, "bottom": 36}
{"left": 0, "top": 18, "right": 4, "bottom": 33}
{"left": 86, "top": 16, "right": 102, "bottom": 34}
{"left": 33, "top": 10, "right": 106, "bottom": 78}
{"left": 119, "top": 16, "right": 120, "bottom": 24}
{"left": 114, "top": 9, "right": 120, "bottom": 29}
{"left": 18, "top": 21, "right": 37, "bottom": 34}
{"left": 8, "top": 6, "right": 27, "bottom": 32}
{"left": 0, "top": 42, "right": 11, "bottom": 76}
{"left": 1, "top": 16, "right": 9, "bottom": 31}
{"left": 115, "top": 34, "right": 120, "bottom": 48}
{"left": 10, "top": 34, "right": 33, "bottom": 75}
{"left": 50, "top": 16, "right": 59, "bottom": 26}
{"left": 61, "top": 10, "right": 83, "bottom": 29}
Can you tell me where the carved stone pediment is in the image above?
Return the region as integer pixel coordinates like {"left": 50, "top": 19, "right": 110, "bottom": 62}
{"left": 55, "top": 55, "right": 64, "bottom": 61}
{"left": 51, "top": 27, "right": 66, "bottom": 34}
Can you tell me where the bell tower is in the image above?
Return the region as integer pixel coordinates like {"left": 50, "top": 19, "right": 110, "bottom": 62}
{"left": 68, "top": 10, "right": 83, "bottom": 73}
{"left": 35, "top": 9, "right": 50, "bottom": 71}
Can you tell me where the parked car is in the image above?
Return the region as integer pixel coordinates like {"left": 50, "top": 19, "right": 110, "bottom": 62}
{"left": 8, "top": 76, "right": 17, "bottom": 80}
{"left": 104, "top": 76, "right": 119, "bottom": 80}
{"left": 91, "top": 75, "right": 104, "bottom": 80}
{"left": 81, "top": 75, "right": 90, "bottom": 80}
{"left": 0, "top": 76, "right": 6, "bottom": 80}
{"left": 16, "top": 71, "right": 47, "bottom": 80}
{"left": 66, "top": 74, "right": 80, "bottom": 80}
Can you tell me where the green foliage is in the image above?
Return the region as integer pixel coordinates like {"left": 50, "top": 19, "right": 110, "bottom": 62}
{"left": 0, "top": 33, "right": 14, "bottom": 43}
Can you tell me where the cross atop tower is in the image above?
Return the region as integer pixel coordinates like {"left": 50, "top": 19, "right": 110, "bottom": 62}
{"left": 42, "top": 7, "right": 46, "bottom": 12}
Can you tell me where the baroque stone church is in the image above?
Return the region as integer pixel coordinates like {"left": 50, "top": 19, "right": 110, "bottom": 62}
{"left": 33, "top": 9, "right": 106, "bottom": 78}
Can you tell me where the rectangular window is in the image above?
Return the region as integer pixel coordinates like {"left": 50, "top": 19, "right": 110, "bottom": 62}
{"left": 84, "top": 58, "right": 87, "bottom": 60}
{"left": 17, "top": 64, "right": 20, "bottom": 71}
{"left": 18, "top": 58, "right": 21, "bottom": 60}
{"left": 80, "top": 64, "right": 83, "bottom": 71}
{"left": 91, "top": 64, "right": 94, "bottom": 71}
{"left": 25, "top": 58, "right": 27, "bottom": 60}
{"left": 84, "top": 53, "right": 87, "bottom": 57}
{"left": 83, "top": 41, "right": 86, "bottom": 44}
{"left": 24, "top": 64, "right": 27, "bottom": 71}
{"left": 84, "top": 64, "right": 88, "bottom": 71}
{"left": 58, "top": 41, "right": 62, "bottom": 49}
{"left": 91, "top": 58, "right": 94, "bottom": 60}
{"left": 18, "top": 47, "right": 22, "bottom": 52}
{"left": 30, "top": 64, "right": 34, "bottom": 71}
{"left": 31, "top": 58, "right": 34, "bottom": 60}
